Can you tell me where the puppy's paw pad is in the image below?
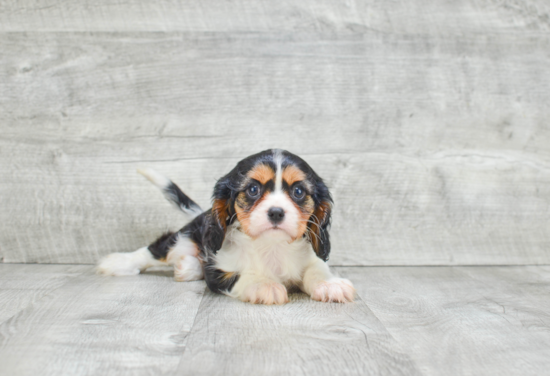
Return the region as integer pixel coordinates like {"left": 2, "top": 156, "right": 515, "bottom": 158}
{"left": 311, "top": 278, "right": 355, "bottom": 303}
{"left": 242, "top": 282, "right": 289, "bottom": 305}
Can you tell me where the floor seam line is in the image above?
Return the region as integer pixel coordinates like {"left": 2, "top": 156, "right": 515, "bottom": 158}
{"left": 172, "top": 285, "right": 209, "bottom": 375}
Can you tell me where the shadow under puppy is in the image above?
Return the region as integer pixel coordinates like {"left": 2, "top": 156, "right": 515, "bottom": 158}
{"left": 97, "top": 149, "right": 355, "bottom": 304}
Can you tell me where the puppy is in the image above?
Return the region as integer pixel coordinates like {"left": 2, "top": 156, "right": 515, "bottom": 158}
{"left": 97, "top": 149, "right": 355, "bottom": 304}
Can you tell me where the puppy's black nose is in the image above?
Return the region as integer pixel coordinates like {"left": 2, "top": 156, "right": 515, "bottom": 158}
{"left": 267, "top": 207, "right": 285, "bottom": 224}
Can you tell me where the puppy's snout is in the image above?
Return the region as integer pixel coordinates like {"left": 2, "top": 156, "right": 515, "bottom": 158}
{"left": 267, "top": 207, "right": 285, "bottom": 225}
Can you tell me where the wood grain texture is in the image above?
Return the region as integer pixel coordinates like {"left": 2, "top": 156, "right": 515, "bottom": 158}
{"left": 0, "top": 264, "right": 88, "bottom": 323}
{"left": 1, "top": 0, "right": 549, "bottom": 33}
{"left": 1, "top": 1, "right": 550, "bottom": 264}
{"left": 339, "top": 266, "right": 550, "bottom": 376}
{"left": 2, "top": 265, "right": 550, "bottom": 376}
{"left": 176, "top": 289, "right": 420, "bottom": 376}
{"left": 0, "top": 266, "right": 205, "bottom": 376}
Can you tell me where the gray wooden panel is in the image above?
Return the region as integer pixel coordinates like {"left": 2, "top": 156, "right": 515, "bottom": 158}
{"left": 1, "top": 28, "right": 549, "bottom": 265}
{"left": 0, "top": 264, "right": 88, "bottom": 323}
{"left": 2, "top": 147, "right": 549, "bottom": 265}
{"left": 2, "top": 0, "right": 550, "bottom": 265}
{"left": 0, "top": 266, "right": 205, "bottom": 376}
{"left": 1, "top": 0, "right": 549, "bottom": 33}
{"left": 176, "top": 290, "right": 420, "bottom": 376}
{"left": 339, "top": 266, "right": 550, "bottom": 376}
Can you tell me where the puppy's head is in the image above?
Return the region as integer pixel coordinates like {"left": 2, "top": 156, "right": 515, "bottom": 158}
{"left": 208, "top": 149, "right": 332, "bottom": 260}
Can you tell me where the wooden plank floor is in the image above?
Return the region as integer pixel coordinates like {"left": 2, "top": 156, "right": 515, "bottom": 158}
{"left": 0, "top": 264, "right": 549, "bottom": 375}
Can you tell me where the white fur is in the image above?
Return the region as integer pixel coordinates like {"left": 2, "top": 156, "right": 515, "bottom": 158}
{"left": 247, "top": 191, "right": 301, "bottom": 239}
{"left": 272, "top": 148, "right": 284, "bottom": 192}
{"left": 96, "top": 247, "right": 164, "bottom": 276}
{"left": 167, "top": 233, "right": 203, "bottom": 281}
{"left": 215, "top": 221, "right": 355, "bottom": 304}
{"left": 301, "top": 257, "right": 355, "bottom": 303}
{"left": 309, "top": 278, "right": 356, "bottom": 303}
{"left": 137, "top": 168, "right": 172, "bottom": 189}
{"left": 174, "top": 255, "right": 203, "bottom": 282}
{"left": 166, "top": 233, "right": 200, "bottom": 263}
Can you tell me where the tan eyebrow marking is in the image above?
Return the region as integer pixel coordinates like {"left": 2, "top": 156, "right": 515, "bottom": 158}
{"left": 282, "top": 165, "right": 306, "bottom": 186}
{"left": 248, "top": 164, "right": 275, "bottom": 185}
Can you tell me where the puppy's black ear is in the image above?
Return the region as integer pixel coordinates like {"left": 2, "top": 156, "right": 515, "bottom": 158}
{"left": 204, "top": 176, "right": 234, "bottom": 254}
{"left": 307, "top": 180, "right": 333, "bottom": 261}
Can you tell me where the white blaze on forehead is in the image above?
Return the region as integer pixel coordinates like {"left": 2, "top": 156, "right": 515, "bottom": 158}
{"left": 272, "top": 149, "right": 284, "bottom": 192}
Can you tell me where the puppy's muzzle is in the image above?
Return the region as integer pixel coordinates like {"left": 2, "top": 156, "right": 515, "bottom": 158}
{"left": 267, "top": 207, "right": 285, "bottom": 225}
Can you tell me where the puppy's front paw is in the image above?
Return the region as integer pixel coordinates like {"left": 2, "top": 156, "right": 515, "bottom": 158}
{"left": 311, "top": 278, "right": 355, "bottom": 303}
{"left": 241, "top": 282, "right": 289, "bottom": 305}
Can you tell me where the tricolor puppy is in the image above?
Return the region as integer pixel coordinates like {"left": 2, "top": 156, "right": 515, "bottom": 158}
{"left": 97, "top": 149, "right": 355, "bottom": 304}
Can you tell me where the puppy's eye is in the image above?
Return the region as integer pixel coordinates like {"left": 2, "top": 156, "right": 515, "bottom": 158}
{"left": 246, "top": 183, "right": 261, "bottom": 198}
{"left": 293, "top": 185, "right": 305, "bottom": 200}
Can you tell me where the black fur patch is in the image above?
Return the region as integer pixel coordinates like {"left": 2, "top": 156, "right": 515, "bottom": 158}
{"left": 148, "top": 231, "right": 178, "bottom": 260}
{"left": 164, "top": 181, "right": 202, "bottom": 214}
{"left": 204, "top": 267, "right": 240, "bottom": 294}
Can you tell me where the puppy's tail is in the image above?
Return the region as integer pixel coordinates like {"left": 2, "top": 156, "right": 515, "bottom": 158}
{"left": 137, "top": 168, "right": 203, "bottom": 218}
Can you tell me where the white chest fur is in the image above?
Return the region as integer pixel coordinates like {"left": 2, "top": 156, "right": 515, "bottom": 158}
{"left": 214, "top": 222, "right": 316, "bottom": 285}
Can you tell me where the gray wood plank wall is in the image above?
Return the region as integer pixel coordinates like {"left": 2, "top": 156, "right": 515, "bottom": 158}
{"left": 1, "top": 1, "right": 549, "bottom": 265}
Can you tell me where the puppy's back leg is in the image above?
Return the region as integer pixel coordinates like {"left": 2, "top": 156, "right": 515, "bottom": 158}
{"left": 166, "top": 233, "right": 204, "bottom": 282}
{"left": 97, "top": 231, "right": 204, "bottom": 281}
{"left": 96, "top": 246, "right": 167, "bottom": 276}
{"left": 96, "top": 231, "right": 175, "bottom": 276}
